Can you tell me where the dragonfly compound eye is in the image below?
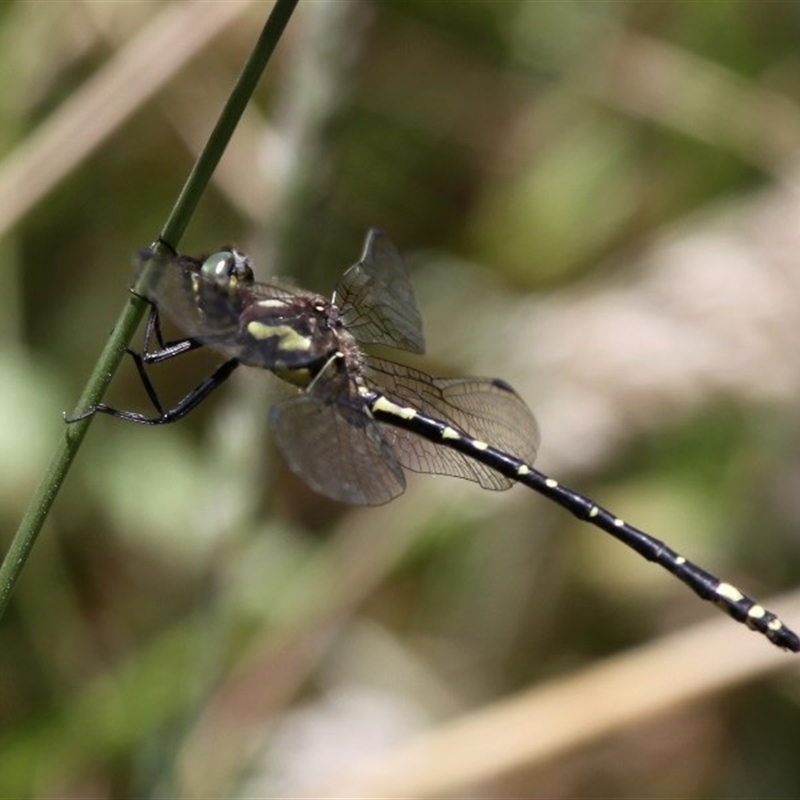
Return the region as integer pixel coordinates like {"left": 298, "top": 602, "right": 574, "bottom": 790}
{"left": 200, "top": 251, "right": 236, "bottom": 278}
{"left": 200, "top": 249, "right": 254, "bottom": 287}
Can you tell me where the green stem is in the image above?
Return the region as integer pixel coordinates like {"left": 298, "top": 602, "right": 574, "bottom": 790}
{"left": 0, "top": 0, "right": 300, "bottom": 621}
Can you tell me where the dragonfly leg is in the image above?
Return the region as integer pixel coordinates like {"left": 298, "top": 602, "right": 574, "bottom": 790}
{"left": 130, "top": 292, "right": 205, "bottom": 363}
{"left": 65, "top": 358, "right": 240, "bottom": 425}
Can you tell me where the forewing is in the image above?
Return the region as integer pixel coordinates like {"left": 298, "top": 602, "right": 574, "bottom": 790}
{"left": 334, "top": 228, "right": 425, "bottom": 354}
{"left": 365, "top": 358, "right": 540, "bottom": 491}
{"left": 269, "top": 394, "right": 406, "bottom": 505}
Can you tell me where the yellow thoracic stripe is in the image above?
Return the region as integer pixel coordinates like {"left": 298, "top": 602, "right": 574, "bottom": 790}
{"left": 246, "top": 321, "right": 312, "bottom": 352}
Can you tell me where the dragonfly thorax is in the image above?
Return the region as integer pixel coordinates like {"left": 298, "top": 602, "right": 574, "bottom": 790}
{"left": 239, "top": 293, "right": 350, "bottom": 389}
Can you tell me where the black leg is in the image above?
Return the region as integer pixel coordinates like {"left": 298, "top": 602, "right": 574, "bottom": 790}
{"left": 131, "top": 292, "right": 204, "bottom": 364}
{"left": 66, "top": 294, "right": 239, "bottom": 425}
{"left": 66, "top": 358, "right": 240, "bottom": 425}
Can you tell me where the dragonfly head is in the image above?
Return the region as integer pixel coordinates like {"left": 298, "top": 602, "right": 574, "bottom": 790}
{"left": 199, "top": 248, "right": 254, "bottom": 290}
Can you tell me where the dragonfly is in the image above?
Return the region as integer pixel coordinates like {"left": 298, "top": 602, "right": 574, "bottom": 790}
{"left": 69, "top": 228, "right": 800, "bottom": 652}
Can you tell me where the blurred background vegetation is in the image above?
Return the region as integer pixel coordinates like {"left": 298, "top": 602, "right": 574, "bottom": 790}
{"left": 2, "top": 0, "right": 800, "bottom": 797}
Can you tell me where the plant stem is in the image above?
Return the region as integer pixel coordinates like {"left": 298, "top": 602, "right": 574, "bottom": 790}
{"left": 0, "top": 0, "right": 300, "bottom": 621}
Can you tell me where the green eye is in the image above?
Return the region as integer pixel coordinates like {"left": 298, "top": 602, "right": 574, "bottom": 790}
{"left": 199, "top": 249, "right": 254, "bottom": 285}
{"left": 200, "top": 251, "right": 235, "bottom": 278}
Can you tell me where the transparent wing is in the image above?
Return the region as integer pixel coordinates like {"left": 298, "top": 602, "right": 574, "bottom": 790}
{"left": 365, "top": 358, "right": 540, "bottom": 491}
{"left": 269, "top": 394, "right": 406, "bottom": 505}
{"left": 334, "top": 228, "right": 425, "bottom": 354}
